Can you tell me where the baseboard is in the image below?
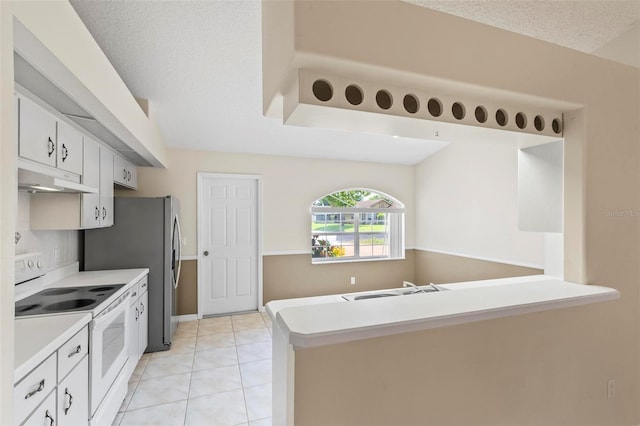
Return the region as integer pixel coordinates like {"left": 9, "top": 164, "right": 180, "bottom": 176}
{"left": 176, "top": 314, "right": 198, "bottom": 322}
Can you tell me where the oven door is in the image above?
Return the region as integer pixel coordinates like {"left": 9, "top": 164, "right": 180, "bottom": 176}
{"left": 90, "top": 291, "right": 129, "bottom": 415}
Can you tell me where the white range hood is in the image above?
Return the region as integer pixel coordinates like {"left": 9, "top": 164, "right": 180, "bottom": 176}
{"left": 17, "top": 160, "right": 98, "bottom": 194}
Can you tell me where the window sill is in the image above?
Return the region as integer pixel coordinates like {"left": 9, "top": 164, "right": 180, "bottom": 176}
{"left": 312, "top": 256, "right": 406, "bottom": 265}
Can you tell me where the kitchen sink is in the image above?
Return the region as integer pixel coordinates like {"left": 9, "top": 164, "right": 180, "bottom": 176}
{"left": 342, "top": 284, "right": 446, "bottom": 301}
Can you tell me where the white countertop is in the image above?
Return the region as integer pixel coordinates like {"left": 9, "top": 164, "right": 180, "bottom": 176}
{"left": 15, "top": 312, "right": 91, "bottom": 382}
{"left": 14, "top": 268, "right": 149, "bottom": 381}
{"left": 267, "top": 275, "right": 619, "bottom": 349}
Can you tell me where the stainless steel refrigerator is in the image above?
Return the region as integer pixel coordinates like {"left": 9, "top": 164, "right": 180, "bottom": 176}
{"left": 84, "top": 196, "right": 182, "bottom": 352}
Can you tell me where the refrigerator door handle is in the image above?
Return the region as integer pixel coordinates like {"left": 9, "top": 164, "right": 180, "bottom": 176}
{"left": 174, "top": 214, "right": 183, "bottom": 290}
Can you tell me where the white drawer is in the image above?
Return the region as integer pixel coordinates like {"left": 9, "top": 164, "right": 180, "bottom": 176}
{"left": 58, "top": 326, "right": 88, "bottom": 381}
{"left": 128, "top": 281, "right": 140, "bottom": 306}
{"left": 138, "top": 277, "right": 148, "bottom": 295}
{"left": 14, "top": 354, "right": 56, "bottom": 425}
{"left": 20, "top": 388, "right": 56, "bottom": 426}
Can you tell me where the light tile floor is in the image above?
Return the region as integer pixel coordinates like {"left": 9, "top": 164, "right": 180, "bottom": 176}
{"left": 113, "top": 312, "right": 273, "bottom": 426}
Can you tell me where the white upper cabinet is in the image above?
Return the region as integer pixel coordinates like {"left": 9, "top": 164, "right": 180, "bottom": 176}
{"left": 100, "top": 147, "right": 114, "bottom": 227}
{"left": 18, "top": 96, "right": 57, "bottom": 168}
{"left": 56, "top": 120, "right": 83, "bottom": 175}
{"left": 114, "top": 154, "right": 138, "bottom": 189}
{"left": 82, "top": 137, "right": 101, "bottom": 228}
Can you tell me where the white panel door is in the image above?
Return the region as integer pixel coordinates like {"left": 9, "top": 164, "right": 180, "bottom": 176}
{"left": 200, "top": 176, "right": 259, "bottom": 315}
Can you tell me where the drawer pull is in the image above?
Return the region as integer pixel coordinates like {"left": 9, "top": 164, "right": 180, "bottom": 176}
{"left": 140, "top": 302, "right": 144, "bottom": 314}
{"left": 24, "top": 379, "right": 45, "bottom": 399}
{"left": 131, "top": 291, "right": 137, "bottom": 298}
{"left": 45, "top": 409, "right": 55, "bottom": 426}
{"left": 68, "top": 345, "right": 82, "bottom": 358}
{"left": 63, "top": 387, "right": 73, "bottom": 415}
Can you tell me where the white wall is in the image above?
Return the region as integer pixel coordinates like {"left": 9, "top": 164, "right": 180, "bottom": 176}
{"left": 125, "top": 149, "right": 415, "bottom": 256}
{"left": 518, "top": 140, "right": 563, "bottom": 233}
{"left": 414, "top": 137, "right": 544, "bottom": 268}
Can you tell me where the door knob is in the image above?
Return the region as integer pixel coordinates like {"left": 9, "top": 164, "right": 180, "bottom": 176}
{"left": 203, "top": 251, "right": 209, "bottom": 256}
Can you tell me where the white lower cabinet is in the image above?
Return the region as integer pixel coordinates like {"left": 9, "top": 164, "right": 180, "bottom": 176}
{"left": 138, "top": 288, "right": 149, "bottom": 356}
{"left": 21, "top": 390, "right": 56, "bottom": 426}
{"left": 57, "top": 356, "right": 89, "bottom": 426}
{"left": 15, "top": 326, "right": 89, "bottom": 426}
{"left": 125, "top": 277, "right": 149, "bottom": 378}
{"left": 14, "top": 355, "right": 56, "bottom": 425}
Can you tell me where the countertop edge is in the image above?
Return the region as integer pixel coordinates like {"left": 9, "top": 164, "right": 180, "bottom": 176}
{"left": 276, "top": 282, "right": 620, "bottom": 349}
{"left": 14, "top": 312, "right": 92, "bottom": 382}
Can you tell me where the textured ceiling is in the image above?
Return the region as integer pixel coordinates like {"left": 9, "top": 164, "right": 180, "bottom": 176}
{"left": 407, "top": 0, "right": 640, "bottom": 53}
{"left": 69, "top": 1, "right": 639, "bottom": 164}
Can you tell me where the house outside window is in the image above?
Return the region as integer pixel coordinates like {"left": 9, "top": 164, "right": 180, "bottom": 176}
{"left": 311, "top": 189, "right": 405, "bottom": 263}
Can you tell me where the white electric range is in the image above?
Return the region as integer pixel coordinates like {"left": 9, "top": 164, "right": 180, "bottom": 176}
{"left": 15, "top": 252, "right": 134, "bottom": 426}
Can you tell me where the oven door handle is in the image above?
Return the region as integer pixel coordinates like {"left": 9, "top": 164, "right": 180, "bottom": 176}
{"left": 93, "top": 291, "right": 129, "bottom": 328}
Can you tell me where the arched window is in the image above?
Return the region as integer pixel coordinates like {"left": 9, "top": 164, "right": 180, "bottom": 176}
{"left": 311, "top": 189, "right": 405, "bottom": 263}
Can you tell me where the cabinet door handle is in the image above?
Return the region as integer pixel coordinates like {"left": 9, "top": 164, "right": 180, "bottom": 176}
{"left": 47, "top": 138, "right": 55, "bottom": 157}
{"left": 68, "top": 345, "right": 81, "bottom": 358}
{"left": 131, "top": 291, "right": 137, "bottom": 298}
{"left": 45, "top": 409, "right": 55, "bottom": 426}
{"left": 102, "top": 207, "right": 107, "bottom": 220}
{"left": 95, "top": 206, "right": 100, "bottom": 220}
{"left": 135, "top": 307, "right": 139, "bottom": 320}
{"left": 123, "top": 168, "right": 127, "bottom": 180}
{"left": 127, "top": 170, "right": 131, "bottom": 181}
{"left": 25, "top": 379, "right": 45, "bottom": 399}
{"left": 63, "top": 387, "right": 73, "bottom": 415}
{"left": 62, "top": 143, "right": 68, "bottom": 161}
{"left": 140, "top": 302, "right": 144, "bottom": 314}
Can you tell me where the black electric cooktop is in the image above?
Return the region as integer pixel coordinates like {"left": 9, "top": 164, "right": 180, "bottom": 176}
{"left": 15, "top": 284, "right": 125, "bottom": 317}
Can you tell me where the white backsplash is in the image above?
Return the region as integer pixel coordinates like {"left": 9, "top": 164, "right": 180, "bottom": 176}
{"left": 16, "top": 192, "right": 80, "bottom": 272}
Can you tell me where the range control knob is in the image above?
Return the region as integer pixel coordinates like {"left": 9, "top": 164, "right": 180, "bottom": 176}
{"left": 37, "top": 260, "right": 43, "bottom": 268}
{"left": 27, "top": 259, "right": 34, "bottom": 268}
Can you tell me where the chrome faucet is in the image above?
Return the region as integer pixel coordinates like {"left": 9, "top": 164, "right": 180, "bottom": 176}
{"left": 403, "top": 281, "right": 418, "bottom": 289}
{"left": 403, "top": 281, "right": 443, "bottom": 293}
{"left": 402, "top": 281, "right": 424, "bottom": 294}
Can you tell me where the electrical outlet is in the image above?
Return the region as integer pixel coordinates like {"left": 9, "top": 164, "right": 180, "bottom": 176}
{"left": 607, "top": 379, "right": 616, "bottom": 400}
{"left": 350, "top": 276, "right": 356, "bottom": 285}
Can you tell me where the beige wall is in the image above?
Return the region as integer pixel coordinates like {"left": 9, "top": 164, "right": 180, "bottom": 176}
{"left": 124, "top": 149, "right": 416, "bottom": 256}
{"left": 177, "top": 259, "right": 197, "bottom": 315}
{"left": 175, "top": 249, "right": 541, "bottom": 310}
{"left": 277, "top": 1, "right": 640, "bottom": 424}
{"left": 264, "top": 251, "right": 415, "bottom": 303}
{"left": 295, "top": 300, "right": 628, "bottom": 425}
{"left": 414, "top": 249, "right": 542, "bottom": 285}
